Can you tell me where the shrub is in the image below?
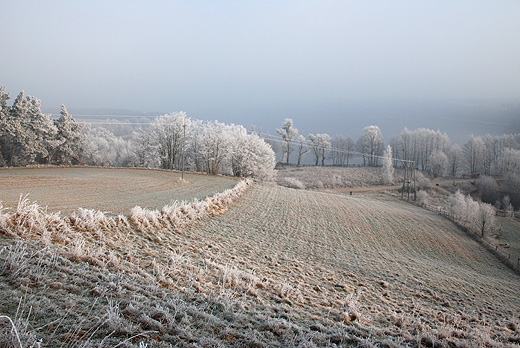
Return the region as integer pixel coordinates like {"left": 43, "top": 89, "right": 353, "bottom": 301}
{"left": 416, "top": 190, "right": 430, "bottom": 207}
{"left": 478, "top": 176, "right": 499, "bottom": 204}
{"left": 415, "top": 171, "right": 431, "bottom": 190}
{"left": 280, "top": 177, "right": 305, "bottom": 190}
{"left": 446, "top": 190, "right": 496, "bottom": 237}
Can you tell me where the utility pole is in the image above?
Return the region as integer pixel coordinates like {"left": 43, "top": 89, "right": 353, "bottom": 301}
{"left": 181, "top": 120, "right": 186, "bottom": 180}
{"left": 401, "top": 159, "right": 415, "bottom": 201}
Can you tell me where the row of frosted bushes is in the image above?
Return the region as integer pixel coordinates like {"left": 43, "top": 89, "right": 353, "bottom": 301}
{"left": 0, "top": 179, "right": 252, "bottom": 245}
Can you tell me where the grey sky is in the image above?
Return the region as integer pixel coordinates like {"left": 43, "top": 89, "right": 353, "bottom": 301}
{"left": 1, "top": 1, "right": 520, "bottom": 138}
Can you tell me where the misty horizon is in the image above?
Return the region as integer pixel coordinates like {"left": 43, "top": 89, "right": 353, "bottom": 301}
{"left": 35, "top": 97, "right": 520, "bottom": 147}
{"left": 2, "top": 2, "right": 519, "bottom": 145}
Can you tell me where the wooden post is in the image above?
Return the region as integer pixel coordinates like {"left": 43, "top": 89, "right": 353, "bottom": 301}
{"left": 401, "top": 161, "right": 407, "bottom": 200}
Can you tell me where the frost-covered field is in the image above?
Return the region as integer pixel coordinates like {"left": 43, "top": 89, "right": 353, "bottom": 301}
{"left": 1, "top": 168, "right": 519, "bottom": 347}
{"left": 276, "top": 165, "right": 395, "bottom": 190}
{"left": 0, "top": 167, "right": 239, "bottom": 215}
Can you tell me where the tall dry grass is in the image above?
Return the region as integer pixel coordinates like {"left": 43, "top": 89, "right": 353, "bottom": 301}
{"left": 0, "top": 179, "right": 255, "bottom": 346}
{"left": 1, "top": 180, "right": 251, "bottom": 248}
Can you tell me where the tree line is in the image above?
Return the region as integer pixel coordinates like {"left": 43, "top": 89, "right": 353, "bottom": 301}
{"left": 275, "top": 118, "right": 520, "bottom": 208}
{"left": 0, "top": 87, "right": 276, "bottom": 180}
{"left": 275, "top": 118, "right": 520, "bottom": 177}
{"left": 0, "top": 88, "right": 83, "bottom": 167}
{"left": 3, "top": 87, "right": 520, "bottom": 203}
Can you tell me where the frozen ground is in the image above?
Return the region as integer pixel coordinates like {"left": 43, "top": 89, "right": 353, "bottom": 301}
{"left": 0, "top": 168, "right": 519, "bottom": 347}
{"left": 0, "top": 167, "right": 238, "bottom": 215}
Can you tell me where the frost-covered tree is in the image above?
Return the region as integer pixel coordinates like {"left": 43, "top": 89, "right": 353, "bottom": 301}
{"left": 0, "top": 89, "right": 87, "bottom": 167}
{"left": 502, "top": 148, "right": 520, "bottom": 175}
{"left": 475, "top": 202, "right": 496, "bottom": 237}
{"left": 0, "top": 86, "right": 8, "bottom": 113}
{"left": 447, "top": 190, "right": 496, "bottom": 237}
{"left": 429, "top": 150, "right": 448, "bottom": 178}
{"left": 331, "top": 135, "right": 355, "bottom": 166}
{"left": 295, "top": 134, "right": 309, "bottom": 166}
{"left": 7, "top": 92, "right": 29, "bottom": 164}
{"left": 392, "top": 127, "right": 414, "bottom": 163}
{"left": 382, "top": 145, "right": 394, "bottom": 184}
{"left": 447, "top": 144, "right": 463, "bottom": 177}
{"left": 416, "top": 128, "right": 449, "bottom": 171}
{"left": 52, "top": 104, "right": 84, "bottom": 165}
{"left": 27, "top": 95, "right": 58, "bottom": 165}
{"left": 495, "top": 135, "right": 520, "bottom": 174}
{"left": 199, "top": 121, "right": 232, "bottom": 175}
{"left": 147, "top": 112, "right": 190, "bottom": 170}
{"left": 131, "top": 127, "right": 156, "bottom": 168}
{"left": 308, "top": 133, "right": 331, "bottom": 166}
{"left": 82, "top": 126, "right": 134, "bottom": 167}
{"left": 230, "top": 125, "right": 276, "bottom": 180}
{"left": 1, "top": 91, "right": 57, "bottom": 166}
{"left": 0, "top": 87, "right": 11, "bottom": 166}
{"left": 393, "top": 127, "right": 450, "bottom": 171}
{"left": 277, "top": 118, "right": 298, "bottom": 164}
{"left": 358, "top": 125, "right": 383, "bottom": 167}
{"left": 186, "top": 119, "right": 204, "bottom": 172}
{"left": 448, "top": 190, "right": 466, "bottom": 222}
{"left": 463, "top": 135, "right": 485, "bottom": 174}
{"left": 133, "top": 114, "right": 276, "bottom": 179}
{"left": 503, "top": 174, "right": 520, "bottom": 209}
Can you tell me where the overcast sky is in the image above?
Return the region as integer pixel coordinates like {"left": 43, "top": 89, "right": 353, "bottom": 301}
{"left": 1, "top": 1, "right": 520, "bottom": 136}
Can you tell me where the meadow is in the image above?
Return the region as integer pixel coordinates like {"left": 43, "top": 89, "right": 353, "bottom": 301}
{"left": 0, "top": 167, "right": 519, "bottom": 347}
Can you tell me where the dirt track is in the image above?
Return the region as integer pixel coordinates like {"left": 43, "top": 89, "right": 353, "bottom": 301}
{"left": 0, "top": 167, "right": 238, "bottom": 215}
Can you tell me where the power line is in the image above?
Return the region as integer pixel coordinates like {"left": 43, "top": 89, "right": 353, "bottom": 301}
{"left": 72, "top": 114, "right": 415, "bottom": 165}
{"left": 253, "top": 131, "right": 415, "bottom": 165}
